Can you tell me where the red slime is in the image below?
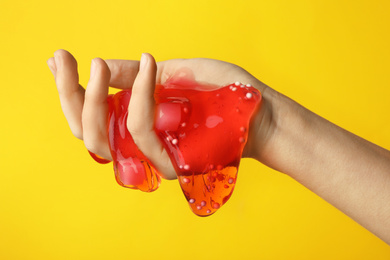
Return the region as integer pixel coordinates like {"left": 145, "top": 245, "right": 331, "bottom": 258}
{"left": 154, "top": 78, "right": 261, "bottom": 216}
{"left": 88, "top": 150, "right": 111, "bottom": 164}
{"left": 90, "top": 76, "right": 262, "bottom": 216}
{"left": 107, "top": 91, "right": 161, "bottom": 192}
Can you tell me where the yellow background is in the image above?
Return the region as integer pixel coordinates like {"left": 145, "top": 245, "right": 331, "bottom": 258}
{"left": 1, "top": 0, "right": 389, "bottom": 259}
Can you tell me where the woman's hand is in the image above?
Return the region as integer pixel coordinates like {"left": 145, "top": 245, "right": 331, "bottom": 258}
{"left": 47, "top": 49, "right": 272, "bottom": 180}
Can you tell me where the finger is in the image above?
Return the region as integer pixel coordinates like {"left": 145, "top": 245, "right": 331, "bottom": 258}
{"left": 127, "top": 53, "right": 176, "bottom": 180}
{"left": 53, "top": 49, "right": 85, "bottom": 139}
{"left": 82, "top": 58, "right": 112, "bottom": 160}
{"left": 105, "top": 59, "right": 140, "bottom": 89}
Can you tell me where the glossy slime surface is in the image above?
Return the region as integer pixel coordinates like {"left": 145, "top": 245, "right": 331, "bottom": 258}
{"left": 90, "top": 76, "right": 262, "bottom": 216}
{"left": 107, "top": 91, "right": 161, "bottom": 192}
{"left": 154, "top": 78, "right": 261, "bottom": 216}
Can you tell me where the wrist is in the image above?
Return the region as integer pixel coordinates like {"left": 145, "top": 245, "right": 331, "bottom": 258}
{"left": 244, "top": 81, "right": 308, "bottom": 174}
{"left": 243, "top": 81, "right": 281, "bottom": 161}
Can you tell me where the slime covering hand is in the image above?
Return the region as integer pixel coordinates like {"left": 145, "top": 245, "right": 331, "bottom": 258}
{"left": 107, "top": 91, "right": 161, "bottom": 192}
{"left": 91, "top": 76, "right": 261, "bottom": 216}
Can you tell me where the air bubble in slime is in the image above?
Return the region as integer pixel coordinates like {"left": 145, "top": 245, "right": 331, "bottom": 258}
{"left": 90, "top": 75, "right": 262, "bottom": 216}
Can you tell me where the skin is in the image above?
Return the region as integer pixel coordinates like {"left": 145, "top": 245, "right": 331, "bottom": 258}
{"left": 47, "top": 49, "right": 390, "bottom": 245}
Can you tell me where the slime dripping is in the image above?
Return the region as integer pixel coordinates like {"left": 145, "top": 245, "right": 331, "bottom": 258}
{"left": 154, "top": 75, "right": 261, "bottom": 216}
{"left": 90, "top": 72, "right": 262, "bottom": 216}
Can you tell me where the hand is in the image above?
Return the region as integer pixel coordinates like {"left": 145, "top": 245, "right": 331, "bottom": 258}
{"left": 48, "top": 50, "right": 390, "bottom": 243}
{"left": 47, "top": 49, "right": 272, "bottom": 180}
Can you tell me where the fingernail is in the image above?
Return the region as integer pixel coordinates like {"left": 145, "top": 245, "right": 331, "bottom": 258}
{"left": 47, "top": 58, "right": 56, "bottom": 76}
{"left": 140, "top": 53, "right": 148, "bottom": 72}
{"left": 90, "top": 59, "right": 97, "bottom": 79}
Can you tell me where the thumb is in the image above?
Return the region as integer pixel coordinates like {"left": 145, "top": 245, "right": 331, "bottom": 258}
{"left": 127, "top": 53, "right": 176, "bottom": 180}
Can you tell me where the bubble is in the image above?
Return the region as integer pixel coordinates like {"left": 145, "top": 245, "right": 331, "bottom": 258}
{"left": 212, "top": 202, "right": 220, "bottom": 209}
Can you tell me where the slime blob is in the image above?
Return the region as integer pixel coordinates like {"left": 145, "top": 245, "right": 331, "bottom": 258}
{"left": 154, "top": 78, "right": 261, "bottom": 216}
{"left": 90, "top": 75, "right": 262, "bottom": 216}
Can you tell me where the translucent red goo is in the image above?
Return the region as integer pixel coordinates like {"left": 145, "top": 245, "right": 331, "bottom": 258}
{"left": 91, "top": 78, "right": 261, "bottom": 216}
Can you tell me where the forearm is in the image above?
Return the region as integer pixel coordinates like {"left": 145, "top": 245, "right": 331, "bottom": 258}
{"left": 255, "top": 87, "right": 390, "bottom": 244}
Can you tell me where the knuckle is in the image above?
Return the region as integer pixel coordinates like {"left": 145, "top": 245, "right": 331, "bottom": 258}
{"left": 70, "top": 127, "right": 83, "bottom": 140}
{"left": 82, "top": 132, "right": 100, "bottom": 152}
{"left": 126, "top": 123, "right": 143, "bottom": 143}
{"left": 83, "top": 138, "right": 101, "bottom": 155}
{"left": 164, "top": 171, "right": 177, "bottom": 180}
{"left": 126, "top": 117, "right": 144, "bottom": 138}
{"left": 130, "top": 84, "right": 143, "bottom": 97}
